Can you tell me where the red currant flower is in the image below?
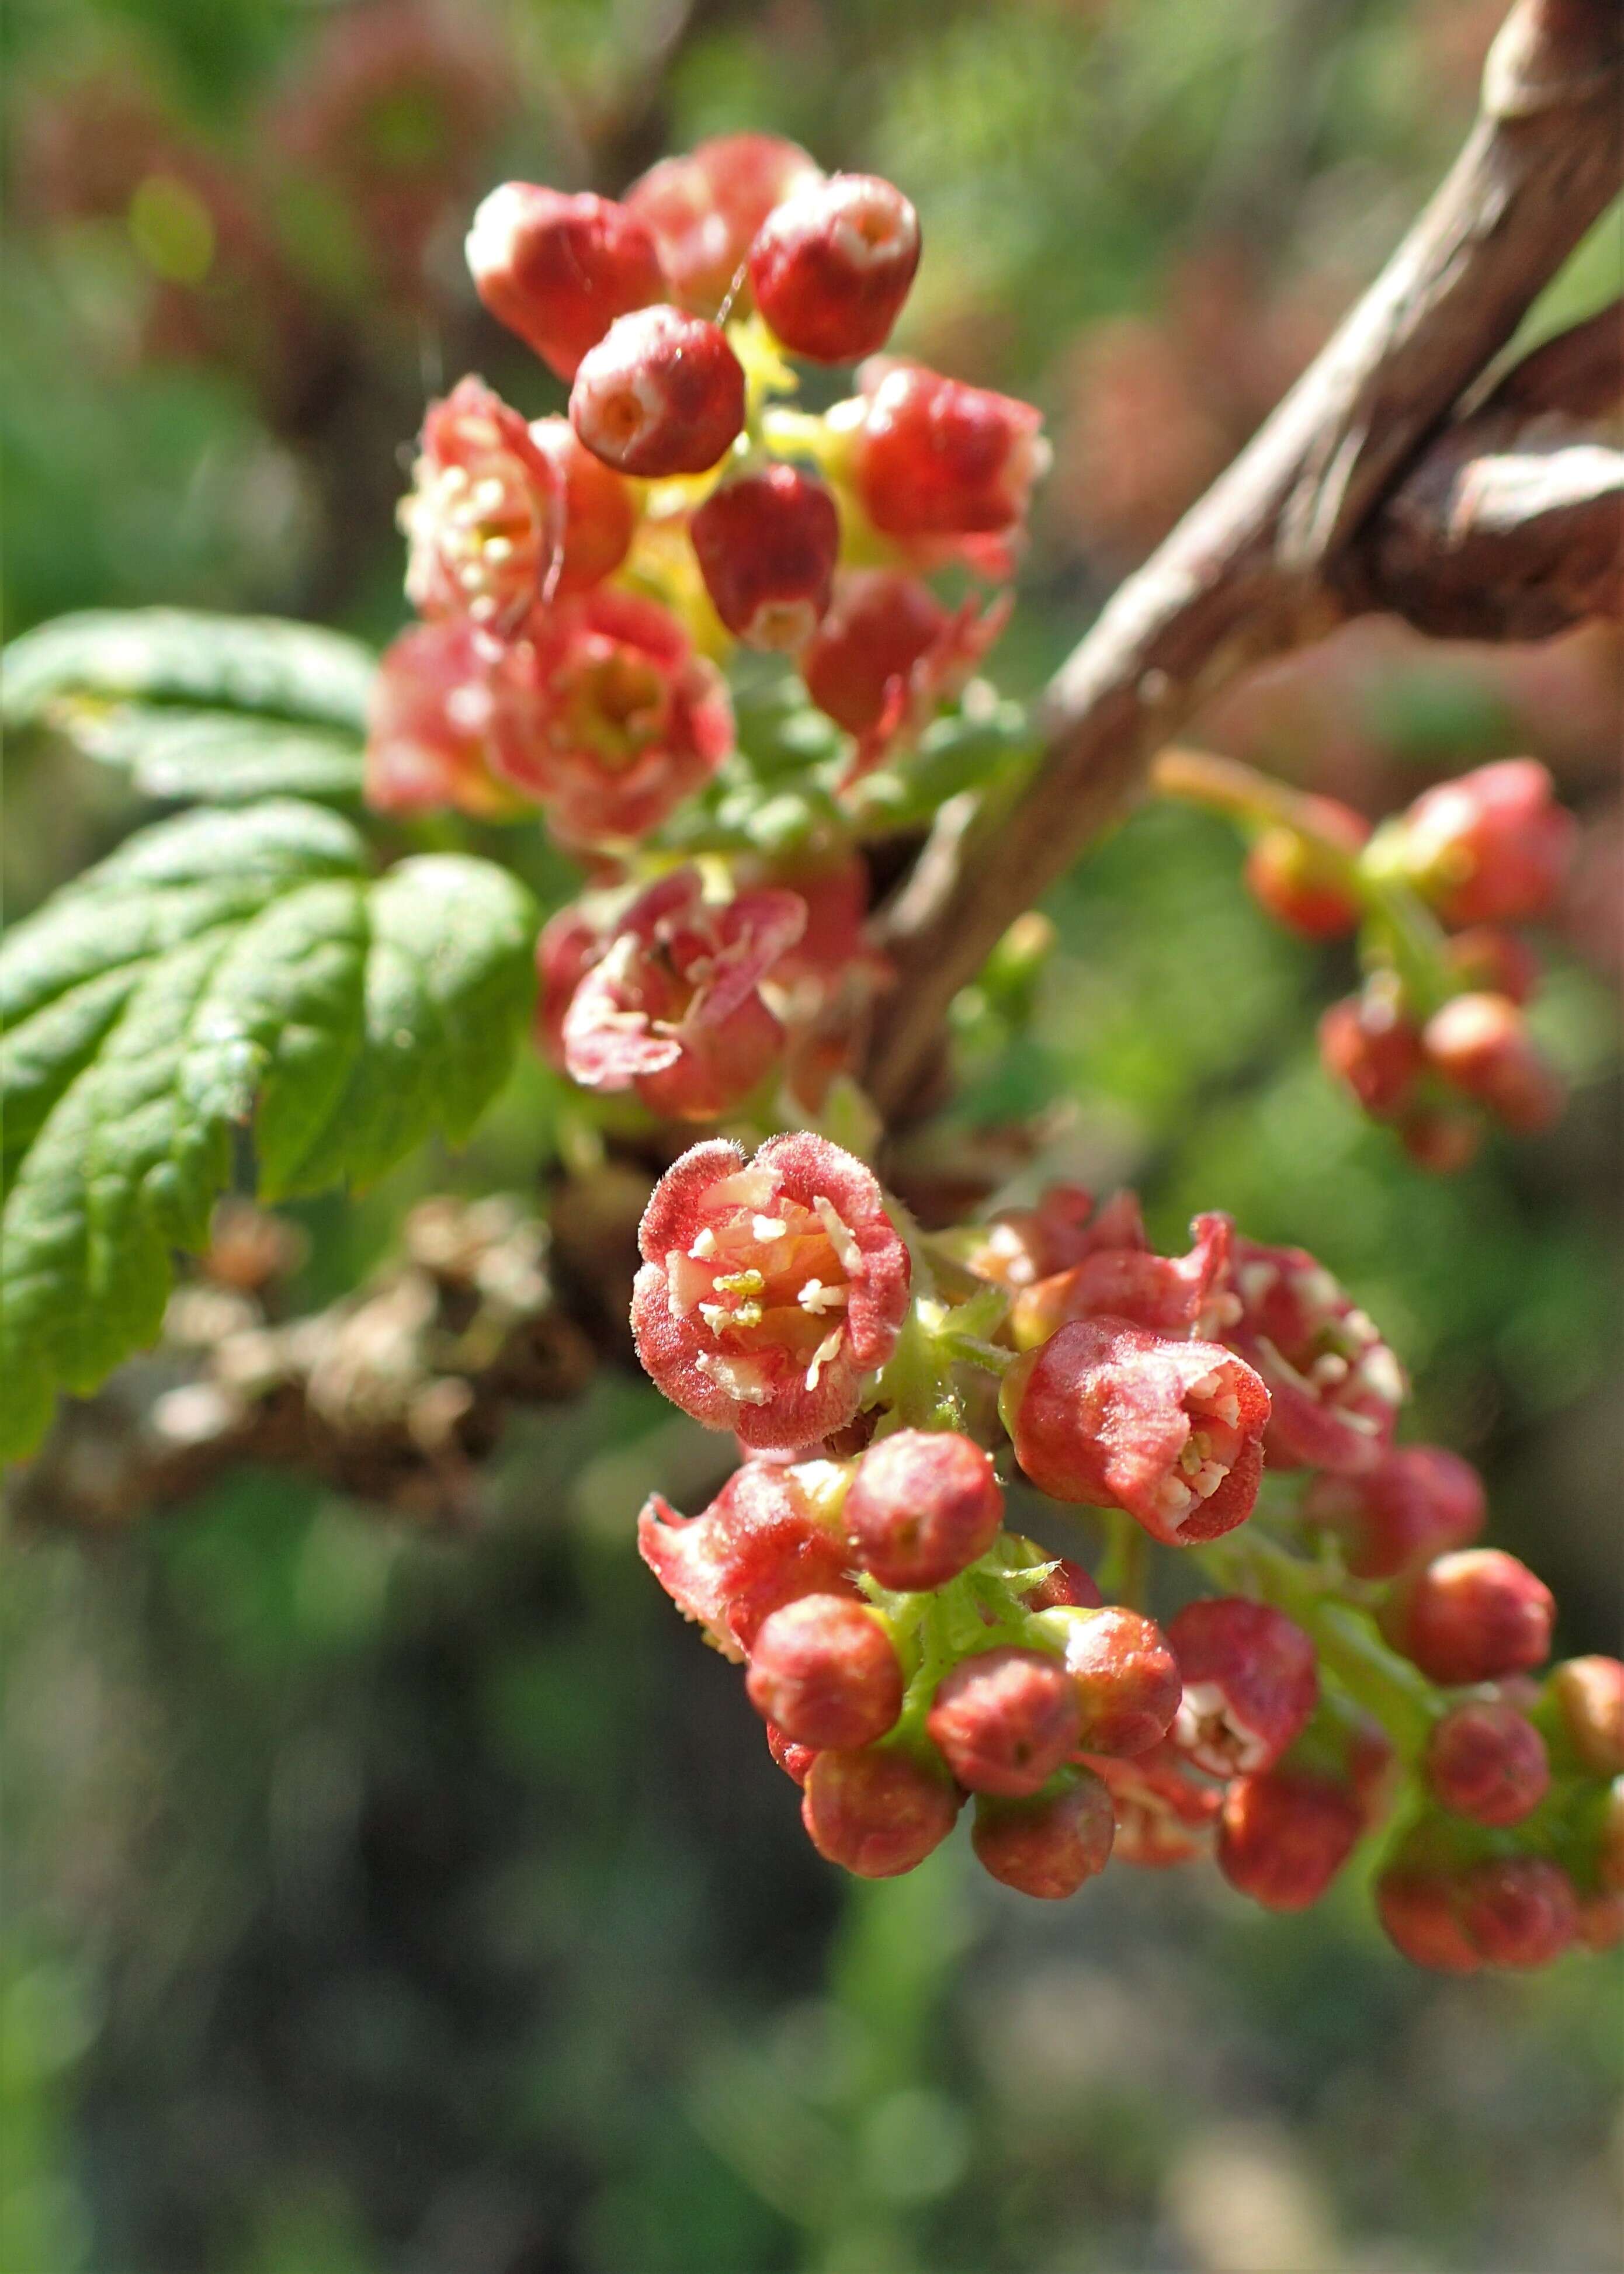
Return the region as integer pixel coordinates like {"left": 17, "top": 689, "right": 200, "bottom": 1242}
{"left": 1081, "top": 1738, "right": 1222, "bottom": 1868}
{"left": 748, "top": 173, "right": 921, "bottom": 363}
{"left": 1165, "top": 1598, "right": 1318, "bottom": 1777}
{"left": 490, "top": 590, "right": 733, "bottom": 848}
{"left": 542, "top": 869, "right": 805, "bottom": 1121}
{"left": 1396, "top": 758, "right": 1576, "bottom": 926}
{"left": 1376, "top": 1864, "right": 1483, "bottom": 1973}
{"left": 1459, "top": 1855, "right": 1578, "bottom": 1968}
{"left": 1380, "top": 1547, "right": 1553, "bottom": 1686}
{"left": 365, "top": 619, "right": 530, "bottom": 821}
{"left": 842, "top": 1426, "right": 1004, "bottom": 1591}
{"left": 962, "top": 1185, "right": 1143, "bottom": 1293}
{"left": 1028, "top": 1603, "right": 1181, "bottom": 1756}
{"left": 631, "top": 1134, "right": 912, "bottom": 1450}
{"left": 1318, "top": 985, "right": 1424, "bottom": 1120}
{"left": 971, "top": 1768, "right": 1115, "bottom": 1899}
{"left": 801, "top": 567, "right": 1011, "bottom": 785}
{"left": 1302, "top": 1443, "right": 1485, "bottom": 1580}
{"left": 1425, "top": 1700, "right": 1550, "bottom": 1827}
{"left": 1010, "top": 1210, "right": 1235, "bottom": 1348}
{"left": 465, "top": 183, "right": 665, "bottom": 380}
{"left": 1243, "top": 796, "right": 1369, "bottom": 940}
{"left": 1217, "top": 1768, "right": 1363, "bottom": 1910}
{"left": 846, "top": 359, "right": 1050, "bottom": 570}
{"left": 626, "top": 133, "right": 823, "bottom": 318}
{"left": 745, "top": 1593, "right": 903, "bottom": 1750}
{"left": 926, "top": 1647, "right": 1081, "bottom": 1797}
{"left": 1000, "top": 1318, "right": 1271, "bottom": 1544}
{"left": 801, "top": 1745, "right": 962, "bottom": 1878}
{"left": 399, "top": 376, "right": 560, "bottom": 634}
{"left": 636, "top": 1457, "right": 855, "bottom": 1662}
{"left": 690, "top": 464, "right": 840, "bottom": 650}
{"left": 570, "top": 305, "right": 745, "bottom": 478}
{"left": 1422, "top": 991, "right": 1566, "bottom": 1134}
{"left": 526, "top": 417, "right": 639, "bottom": 599}
{"left": 1219, "top": 1237, "right": 1406, "bottom": 1474}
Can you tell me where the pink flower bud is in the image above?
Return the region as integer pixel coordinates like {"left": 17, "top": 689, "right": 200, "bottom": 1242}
{"left": 1082, "top": 1738, "right": 1221, "bottom": 1867}
{"left": 626, "top": 133, "right": 823, "bottom": 317}
{"left": 801, "top": 1745, "right": 962, "bottom": 1877}
{"left": 1167, "top": 1598, "right": 1318, "bottom": 1778}
{"left": 365, "top": 620, "right": 530, "bottom": 821}
{"left": 766, "top": 1721, "right": 818, "bottom": 1786}
{"left": 746, "top": 1592, "right": 903, "bottom": 1749}
{"left": 799, "top": 568, "right": 1008, "bottom": 776}
{"left": 1422, "top": 992, "right": 1565, "bottom": 1134}
{"left": 1382, "top": 1549, "right": 1554, "bottom": 1687}
{"left": 1243, "top": 797, "right": 1369, "bottom": 940}
{"left": 1459, "top": 1855, "right": 1578, "bottom": 1969}
{"left": 1010, "top": 1212, "right": 1233, "bottom": 1348}
{"left": 971, "top": 1768, "right": 1115, "bottom": 1899}
{"left": 1032, "top": 1604, "right": 1181, "bottom": 1756}
{"left": 1445, "top": 925, "right": 1540, "bottom": 1005}
{"left": 690, "top": 464, "right": 839, "bottom": 649}
{"left": 1220, "top": 1237, "right": 1406, "bottom": 1474}
{"left": 1425, "top": 1700, "right": 1550, "bottom": 1826}
{"left": 1549, "top": 1657, "right": 1624, "bottom": 1775}
{"left": 1000, "top": 1318, "right": 1270, "bottom": 1544}
{"left": 1398, "top": 758, "right": 1575, "bottom": 927}
{"left": 526, "top": 416, "right": 638, "bottom": 596}
{"left": 748, "top": 173, "right": 920, "bottom": 362}
{"left": 852, "top": 362, "right": 1049, "bottom": 543}
{"left": 842, "top": 1428, "right": 1003, "bottom": 1591}
{"left": 400, "top": 376, "right": 559, "bottom": 633}
{"left": 1375, "top": 1866, "right": 1483, "bottom": 1973}
{"left": 543, "top": 869, "right": 803, "bottom": 1120}
{"left": 1302, "top": 1445, "right": 1486, "bottom": 1580}
{"left": 466, "top": 183, "right": 664, "bottom": 380}
{"left": 631, "top": 1134, "right": 911, "bottom": 1450}
{"left": 637, "top": 1460, "right": 855, "bottom": 1661}
{"left": 1022, "top": 1557, "right": 1102, "bottom": 1612}
{"left": 570, "top": 305, "right": 745, "bottom": 477}
{"left": 1318, "top": 990, "right": 1423, "bottom": 1120}
{"left": 925, "top": 1647, "right": 1081, "bottom": 1797}
{"left": 1217, "top": 1768, "right": 1364, "bottom": 1910}
{"left": 490, "top": 589, "right": 733, "bottom": 847}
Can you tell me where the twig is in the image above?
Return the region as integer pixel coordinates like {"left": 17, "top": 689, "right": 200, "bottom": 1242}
{"left": 866, "top": 0, "right": 1623, "bottom": 1115}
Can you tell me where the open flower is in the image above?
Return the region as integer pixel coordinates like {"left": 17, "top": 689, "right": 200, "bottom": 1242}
{"left": 490, "top": 589, "right": 733, "bottom": 847}
{"left": 400, "top": 374, "right": 560, "bottom": 633}
{"left": 1219, "top": 1237, "right": 1406, "bottom": 1474}
{"left": 1011, "top": 1211, "right": 1236, "bottom": 1347}
{"left": 631, "top": 1134, "right": 911, "bottom": 1449}
{"left": 538, "top": 869, "right": 806, "bottom": 1120}
{"left": 365, "top": 619, "right": 530, "bottom": 820}
{"left": 637, "top": 1459, "right": 855, "bottom": 1661}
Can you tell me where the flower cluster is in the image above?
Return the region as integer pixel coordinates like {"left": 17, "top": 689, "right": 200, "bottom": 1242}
{"left": 1160, "top": 752, "right": 1577, "bottom": 1172}
{"left": 630, "top": 1139, "right": 1620, "bottom": 1957}
{"left": 366, "top": 135, "right": 1048, "bottom": 1120}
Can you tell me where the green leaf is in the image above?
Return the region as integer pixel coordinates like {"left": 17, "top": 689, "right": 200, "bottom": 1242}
{"left": 0, "top": 799, "right": 538, "bottom": 1462}
{"left": 2, "top": 609, "right": 375, "bottom": 806}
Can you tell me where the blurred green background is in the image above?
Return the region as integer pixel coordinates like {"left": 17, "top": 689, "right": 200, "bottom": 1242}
{"left": 3, "top": 2, "right": 1620, "bottom": 2269}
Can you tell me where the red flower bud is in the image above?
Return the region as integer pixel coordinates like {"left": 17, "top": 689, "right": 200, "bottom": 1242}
{"left": 1022, "top": 1557, "right": 1103, "bottom": 1612}
{"left": 1011, "top": 1212, "right": 1233, "bottom": 1348}
{"left": 526, "top": 416, "right": 638, "bottom": 596}
{"left": 637, "top": 1459, "right": 854, "bottom": 1661}
{"left": 746, "top": 1592, "right": 903, "bottom": 1749}
{"left": 842, "top": 1428, "right": 1004, "bottom": 1591}
{"left": 766, "top": 1722, "right": 818, "bottom": 1786}
{"left": 971, "top": 1767, "right": 1115, "bottom": 1899}
{"left": 926, "top": 1646, "right": 1081, "bottom": 1797}
{"left": 365, "top": 620, "right": 530, "bottom": 821}
{"left": 1425, "top": 1700, "right": 1550, "bottom": 1826}
{"left": 490, "top": 588, "right": 733, "bottom": 847}
{"left": 748, "top": 172, "right": 920, "bottom": 362}
{"left": 570, "top": 306, "right": 745, "bottom": 477}
{"left": 1318, "top": 989, "right": 1424, "bottom": 1120}
{"left": 543, "top": 869, "right": 803, "bottom": 1120}
{"left": 1549, "top": 1657, "right": 1624, "bottom": 1775}
{"left": 1167, "top": 1598, "right": 1318, "bottom": 1778}
{"left": 1375, "top": 1866, "right": 1482, "bottom": 1973}
{"left": 1398, "top": 758, "right": 1575, "bottom": 927}
{"left": 1001, "top": 1319, "right": 1270, "bottom": 1543}
{"left": 852, "top": 362, "right": 1049, "bottom": 544}
{"left": 1031, "top": 1603, "right": 1181, "bottom": 1756}
{"left": 1221, "top": 1237, "right": 1406, "bottom": 1474}
{"left": 1302, "top": 1445, "right": 1486, "bottom": 1580}
{"left": 631, "top": 1134, "right": 911, "bottom": 1450}
{"left": 1422, "top": 992, "right": 1565, "bottom": 1134}
{"left": 626, "top": 133, "right": 822, "bottom": 317}
{"left": 1243, "top": 797, "right": 1369, "bottom": 940}
{"left": 690, "top": 463, "right": 839, "bottom": 649}
{"left": 1445, "top": 925, "right": 1540, "bottom": 1005}
{"left": 801, "top": 1745, "right": 962, "bottom": 1877}
{"left": 1459, "top": 1855, "right": 1577, "bottom": 1969}
{"left": 1217, "top": 1768, "right": 1364, "bottom": 1910}
{"left": 1382, "top": 1549, "right": 1554, "bottom": 1687}
{"left": 466, "top": 183, "right": 664, "bottom": 380}
{"left": 1082, "top": 1737, "right": 1222, "bottom": 1867}
{"left": 799, "top": 568, "right": 1008, "bottom": 775}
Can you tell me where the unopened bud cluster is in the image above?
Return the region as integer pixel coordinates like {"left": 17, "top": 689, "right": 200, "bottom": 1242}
{"left": 629, "top": 1140, "right": 1618, "bottom": 1956}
